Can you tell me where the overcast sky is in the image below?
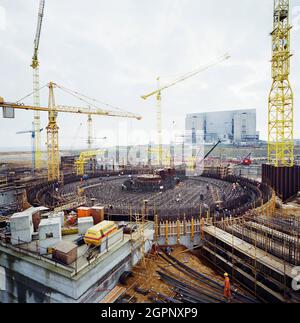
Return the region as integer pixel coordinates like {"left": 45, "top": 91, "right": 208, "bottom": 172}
{"left": 0, "top": 0, "right": 299, "bottom": 150}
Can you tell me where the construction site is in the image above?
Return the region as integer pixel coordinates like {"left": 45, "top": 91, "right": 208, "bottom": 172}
{"left": 0, "top": 0, "right": 300, "bottom": 304}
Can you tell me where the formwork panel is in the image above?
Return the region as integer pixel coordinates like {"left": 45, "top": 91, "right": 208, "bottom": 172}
{"left": 262, "top": 164, "right": 300, "bottom": 201}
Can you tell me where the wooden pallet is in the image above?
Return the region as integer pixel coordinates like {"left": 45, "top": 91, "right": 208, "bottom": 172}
{"left": 100, "top": 286, "right": 127, "bottom": 303}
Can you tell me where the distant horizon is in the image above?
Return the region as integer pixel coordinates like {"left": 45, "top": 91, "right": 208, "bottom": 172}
{"left": 5, "top": 141, "right": 300, "bottom": 154}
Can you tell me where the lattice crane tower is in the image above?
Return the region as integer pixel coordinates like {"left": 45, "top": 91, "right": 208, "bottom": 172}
{"left": 268, "top": 0, "right": 294, "bottom": 167}
{"left": 31, "top": 0, "right": 45, "bottom": 170}
{"left": 46, "top": 82, "right": 60, "bottom": 181}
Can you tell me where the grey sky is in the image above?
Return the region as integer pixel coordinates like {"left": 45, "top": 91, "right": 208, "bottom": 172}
{"left": 0, "top": 0, "right": 299, "bottom": 150}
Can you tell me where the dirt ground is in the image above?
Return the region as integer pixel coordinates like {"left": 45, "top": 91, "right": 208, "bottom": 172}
{"left": 275, "top": 198, "right": 300, "bottom": 218}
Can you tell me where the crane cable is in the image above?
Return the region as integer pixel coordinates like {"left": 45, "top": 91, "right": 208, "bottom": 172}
{"left": 14, "top": 82, "right": 138, "bottom": 118}
{"left": 158, "top": 54, "right": 230, "bottom": 92}
{"left": 55, "top": 83, "right": 136, "bottom": 116}
{"left": 69, "top": 122, "right": 83, "bottom": 151}
{"left": 16, "top": 83, "right": 48, "bottom": 103}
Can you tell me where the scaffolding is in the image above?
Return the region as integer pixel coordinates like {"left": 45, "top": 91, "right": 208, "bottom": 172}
{"left": 130, "top": 206, "right": 146, "bottom": 268}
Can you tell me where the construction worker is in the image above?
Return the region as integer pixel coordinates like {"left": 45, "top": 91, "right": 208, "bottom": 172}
{"left": 224, "top": 273, "right": 232, "bottom": 302}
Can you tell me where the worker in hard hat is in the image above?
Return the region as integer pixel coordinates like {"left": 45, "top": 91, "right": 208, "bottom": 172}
{"left": 224, "top": 273, "right": 232, "bottom": 302}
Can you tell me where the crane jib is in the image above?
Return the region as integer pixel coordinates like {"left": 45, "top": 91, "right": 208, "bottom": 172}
{"left": 141, "top": 54, "right": 230, "bottom": 99}
{"left": 33, "top": 0, "right": 46, "bottom": 53}
{"left": 1, "top": 102, "right": 142, "bottom": 120}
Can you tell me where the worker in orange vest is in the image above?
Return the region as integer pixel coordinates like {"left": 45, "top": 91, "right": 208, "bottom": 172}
{"left": 224, "top": 273, "right": 232, "bottom": 302}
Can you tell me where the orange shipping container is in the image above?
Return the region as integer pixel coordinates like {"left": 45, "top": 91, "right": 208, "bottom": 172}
{"left": 77, "top": 207, "right": 92, "bottom": 218}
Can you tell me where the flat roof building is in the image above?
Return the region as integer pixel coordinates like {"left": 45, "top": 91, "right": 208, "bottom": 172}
{"left": 186, "top": 109, "right": 259, "bottom": 145}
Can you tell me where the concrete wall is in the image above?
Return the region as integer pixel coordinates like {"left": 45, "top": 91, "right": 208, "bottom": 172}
{"left": 78, "top": 217, "right": 94, "bottom": 235}
{"left": 39, "top": 218, "right": 62, "bottom": 255}
{"left": 0, "top": 244, "right": 130, "bottom": 303}
{"left": 0, "top": 226, "right": 154, "bottom": 303}
{"left": 0, "top": 264, "right": 15, "bottom": 303}
{"left": 0, "top": 188, "right": 15, "bottom": 207}
{"left": 233, "top": 111, "right": 257, "bottom": 143}
{"left": 10, "top": 212, "right": 34, "bottom": 245}
{"left": 0, "top": 266, "right": 5, "bottom": 291}
{"left": 158, "top": 233, "right": 202, "bottom": 250}
{"left": 82, "top": 237, "right": 153, "bottom": 303}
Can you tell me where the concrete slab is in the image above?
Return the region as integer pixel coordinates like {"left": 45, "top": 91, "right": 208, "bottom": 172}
{"left": 204, "top": 225, "right": 295, "bottom": 278}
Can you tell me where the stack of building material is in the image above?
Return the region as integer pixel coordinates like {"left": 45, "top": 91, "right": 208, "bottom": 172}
{"left": 52, "top": 241, "right": 77, "bottom": 265}
{"left": 38, "top": 218, "right": 62, "bottom": 255}
{"left": 91, "top": 206, "right": 105, "bottom": 224}
{"left": 10, "top": 211, "right": 33, "bottom": 245}
{"left": 100, "top": 286, "right": 126, "bottom": 303}
{"left": 77, "top": 207, "right": 92, "bottom": 218}
{"left": 78, "top": 217, "right": 94, "bottom": 235}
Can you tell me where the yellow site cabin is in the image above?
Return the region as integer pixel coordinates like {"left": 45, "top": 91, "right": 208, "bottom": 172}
{"left": 84, "top": 221, "right": 118, "bottom": 247}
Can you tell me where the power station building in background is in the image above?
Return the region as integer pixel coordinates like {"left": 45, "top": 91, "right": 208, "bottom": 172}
{"left": 186, "top": 109, "right": 259, "bottom": 145}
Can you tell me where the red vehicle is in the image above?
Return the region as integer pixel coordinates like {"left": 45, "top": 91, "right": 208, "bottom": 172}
{"left": 241, "top": 153, "right": 252, "bottom": 166}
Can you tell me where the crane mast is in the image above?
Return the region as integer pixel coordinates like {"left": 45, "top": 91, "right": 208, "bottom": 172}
{"left": 31, "top": 0, "right": 45, "bottom": 170}
{"left": 16, "top": 124, "right": 43, "bottom": 172}
{"left": 1, "top": 82, "right": 142, "bottom": 182}
{"left": 141, "top": 54, "right": 230, "bottom": 166}
{"left": 268, "top": 0, "right": 294, "bottom": 167}
{"left": 0, "top": 82, "right": 142, "bottom": 181}
{"left": 156, "top": 78, "right": 163, "bottom": 166}
{"left": 87, "top": 114, "right": 93, "bottom": 150}
{"left": 75, "top": 150, "right": 104, "bottom": 176}
{"left": 47, "top": 82, "right": 60, "bottom": 181}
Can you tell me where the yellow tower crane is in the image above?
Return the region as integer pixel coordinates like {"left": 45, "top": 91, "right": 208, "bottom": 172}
{"left": 147, "top": 147, "right": 171, "bottom": 167}
{"left": 51, "top": 84, "right": 125, "bottom": 151}
{"left": 31, "top": 0, "right": 45, "bottom": 170}
{"left": 141, "top": 53, "right": 230, "bottom": 166}
{"left": 75, "top": 150, "right": 105, "bottom": 176}
{"left": 0, "top": 82, "right": 142, "bottom": 182}
{"left": 268, "top": 0, "right": 294, "bottom": 167}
